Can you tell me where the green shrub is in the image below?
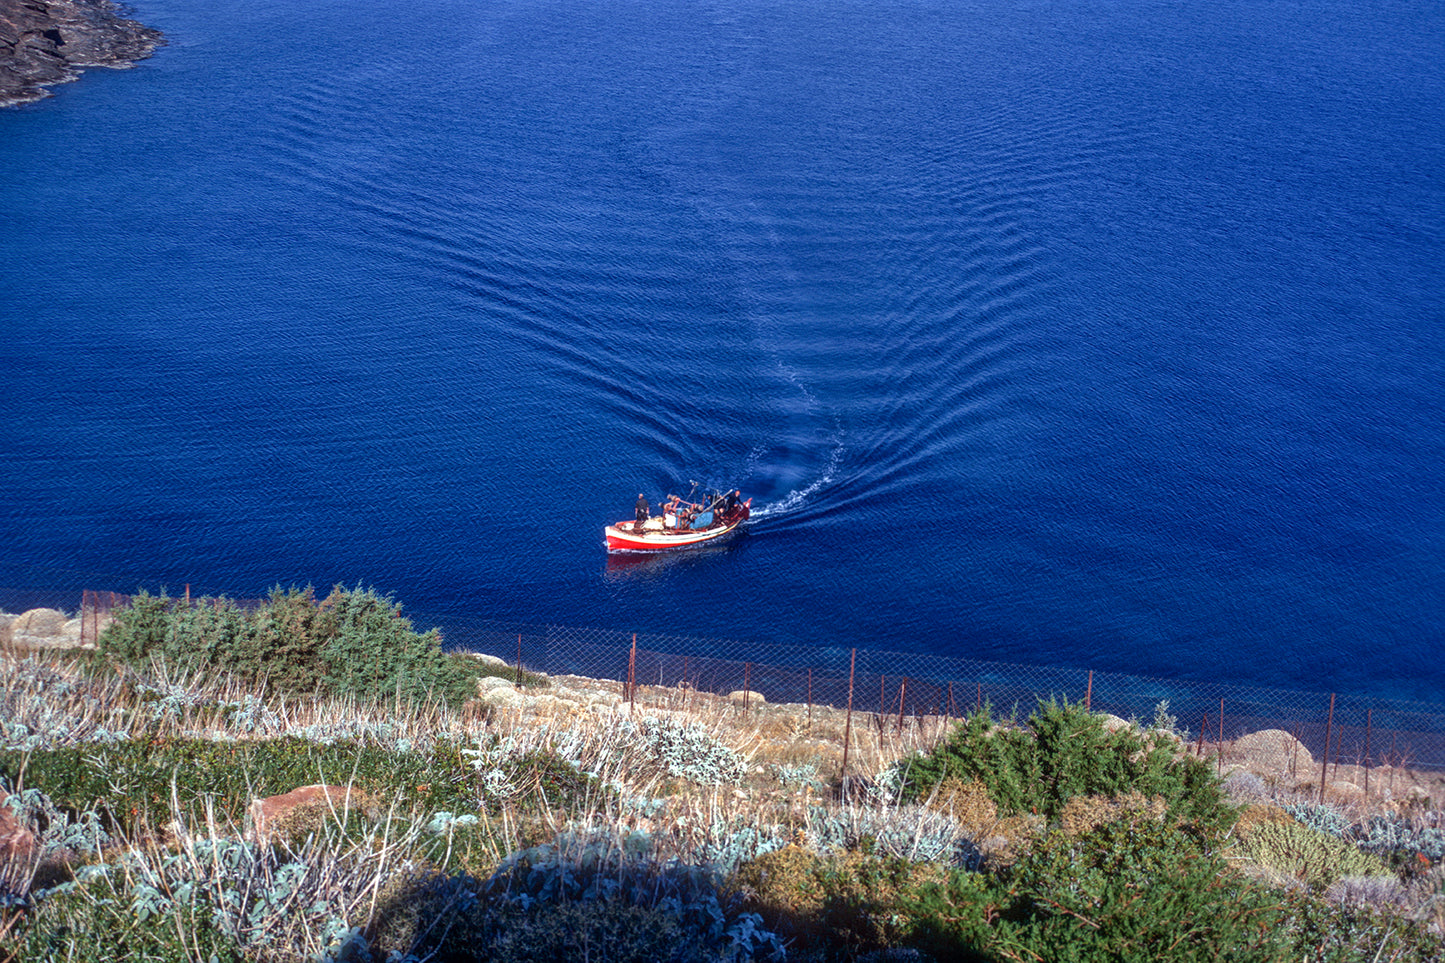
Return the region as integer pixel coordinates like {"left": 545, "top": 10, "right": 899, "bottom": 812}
{"left": 1273, "top": 889, "right": 1445, "bottom": 963}
{"left": 98, "top": 586, "right": 478, "bottom": 708}
{"left": 319, "top": 586, "right": 475, "bottom": 707}
{"left": 1238, "top": 819, "right": 1392, "bottom": 890}
{"left": 907, "top": 813, "right": 1287, "bottom": 963}
{"left": 388, "top": 834, "right": 784, "bottom": 963}
{"left": 730, "top": 847, "right": 953, "bottom": 958}
{"left": 898, "top": 699, "right": 1230, "bottom": 829}
{"left": 0, "top": 736, "right": 482, "bottom": 831}
{"left": 8, "top": 874, "right": 247, "bottom": 963}
{"left": 234, "top": 587, "right": 333, "bottom": 692}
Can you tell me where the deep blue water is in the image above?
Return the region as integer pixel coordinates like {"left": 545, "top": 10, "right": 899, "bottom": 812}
{"left": 2, "top": 0, "right": 1441, "bottom": 700}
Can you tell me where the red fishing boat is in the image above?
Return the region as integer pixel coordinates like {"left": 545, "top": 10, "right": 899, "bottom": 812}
{"left": 605, "top": 490, "right": 751, "bottom": 552}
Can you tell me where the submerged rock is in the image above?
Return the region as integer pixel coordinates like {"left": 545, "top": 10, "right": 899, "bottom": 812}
{"left": 0, "top": 0, "right": 164, "bottom": 106}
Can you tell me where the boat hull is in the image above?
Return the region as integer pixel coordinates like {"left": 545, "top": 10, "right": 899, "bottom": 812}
{"left": 605, "top": 500, "right": 750, "bottom": 552}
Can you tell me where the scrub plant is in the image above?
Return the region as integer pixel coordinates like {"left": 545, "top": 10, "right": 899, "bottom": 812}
{"left": 384, "top": 831, "right": 784, "bottom": 963}
{"left": 897, "top": 698, "right": 1229, "bottom": 829}
{"left": 5, "top": 632, "right": 1445, "bottom": 962}
{"left": 7, "top": 802, "right": 418, "bottom": 962}
{"left": 1236, "top": 819, "right": 1392, "bottom": 890}
{"left": 98, "top": 586, "right": 480, "bottom": 708}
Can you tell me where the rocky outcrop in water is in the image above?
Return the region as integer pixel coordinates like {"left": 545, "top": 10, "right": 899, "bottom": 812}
{"left": 0, "top": 0, "right": 163, "bottom": 106}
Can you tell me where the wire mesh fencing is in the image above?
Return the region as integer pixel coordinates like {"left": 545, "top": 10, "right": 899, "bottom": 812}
{"left": 57, "top": 592, "right": 1445, "bottom": 789}
{"left": 459, "top": 621, "right": 1445, "bottom": 786}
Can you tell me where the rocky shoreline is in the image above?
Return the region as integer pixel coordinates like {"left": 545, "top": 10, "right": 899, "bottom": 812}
{"left": 0, "top": 0, "right": 163, "bottom": 106}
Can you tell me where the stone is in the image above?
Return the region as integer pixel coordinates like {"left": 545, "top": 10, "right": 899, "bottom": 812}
{"left": 6, "top": 608, "right": 85, "bottom": 650}
{"left": 1098, "top": 713, "right": 1134, "bottom": 733}
{"left": 12, "top": 608, "right": 66, "bottom": 637}
{"left": 0, "top": 808, "right": 37, "bottom": 865}
{"left": 248, "top": 784, "right": 374, "bottom": 843}
{"left": 470, "top": 653, "right": 510, "bottom": 668}
{"left": 1232, "top": 729, "right": 1315, "bottom": 773}
{"left": 476, "top": 675, "right": 515, "bottom": 694}
{"left": 480, "top": 687, "right": 527, "bottom": 709}
{"left": 0, "top": 0, "right": 165, "bottom": 107}
{"left": 1325, "top": 780, "right": 1365, "bottom": 804}
{"left": 727, "top": 690, "right": 766, "bottom": 705}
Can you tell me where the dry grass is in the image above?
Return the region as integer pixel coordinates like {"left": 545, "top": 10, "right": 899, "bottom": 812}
{"left": 4, "top": 647, "right": 1445, "bottom": 958}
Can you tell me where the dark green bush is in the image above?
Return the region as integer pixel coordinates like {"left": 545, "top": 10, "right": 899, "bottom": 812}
{"left": 994, "top": 817, "right": 1284, "bottom": 961}
{"left": 730, "top": 847, "right": 956, "bottom": 959}
{"left": 902, "top": 807, "right": 1289, "bottom": 962}
{"left": 319, "top": 586, "right": 475, "bottom": 706}
{"left": 1274, "top": 890, "right": 1445, "bottom": 963}
{"left": 98, "top": 586, "right": 479, "bottom": 708}
{"left": 380, "top": 835, "right": 784, "bottom": 963}
{"left": 899, "top": 699, "right": 1230, "bottom": 829}
{"left": 0, "top": 736, "right": 481, "bottom": 831}
{"left": 6, "top": 879, "right": 247, "bottom": 963}
{"left": 901, "top": 807, "right": 1445, "bottom": 963}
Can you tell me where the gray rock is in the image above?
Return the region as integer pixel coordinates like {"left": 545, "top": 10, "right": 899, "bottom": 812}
{"left": 1, "top": 0, "right": 164, "bottom": 107}
{"left": 476, "top": 675, "right": 515, "bottom": 694}
{"left": 12, "top": 608, "right": 66, "bottom": 636}
{"left": 7, "top": 608, "right": 85, "bottom": 649}
{"left": 469, "top": 653, "right": 510, "bottom": 668}
{"left": 1233, "top": 728, "right": 1314, "bottom": 773}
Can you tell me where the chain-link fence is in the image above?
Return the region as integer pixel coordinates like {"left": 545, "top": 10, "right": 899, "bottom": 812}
{"left": 445, "top": 620, "right": 1445, "bottom": 784}
{"left": 48, "top": 592, "right": 1445, "bottom": 786}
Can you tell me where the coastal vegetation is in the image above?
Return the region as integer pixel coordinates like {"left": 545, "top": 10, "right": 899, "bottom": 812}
{"left": 0, "top": 594, "right": 1442, "bottom": 961}
{"left": 94, "top": 586, "right": 484, "bottom": 709}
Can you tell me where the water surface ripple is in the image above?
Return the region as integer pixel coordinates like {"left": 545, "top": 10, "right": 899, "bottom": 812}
{"left": 2, "top": 0, "right": 1441, "bottom": 700}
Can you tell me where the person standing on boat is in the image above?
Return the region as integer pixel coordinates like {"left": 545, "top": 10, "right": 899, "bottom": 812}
{"left": 724, "top": 489, "right": 739, "bottom": 518}
{"left": 635, "top": 494, "right": 649, "bottom": 531}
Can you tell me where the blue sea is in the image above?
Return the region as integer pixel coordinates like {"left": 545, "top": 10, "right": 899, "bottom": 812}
{"left": 2, "top": 0, "right": 1441, "bottom": 701}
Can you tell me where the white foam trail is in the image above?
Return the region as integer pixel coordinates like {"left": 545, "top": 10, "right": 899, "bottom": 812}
{"left": 750, "top": 428, "right": 844, "bottom": 519}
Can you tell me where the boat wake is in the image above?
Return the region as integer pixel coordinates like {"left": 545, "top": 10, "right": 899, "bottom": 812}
{"left": 747, "top": 427, "right": 844, "bottom": 520}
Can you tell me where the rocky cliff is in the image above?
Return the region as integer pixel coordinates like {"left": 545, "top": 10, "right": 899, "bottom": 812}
{"left": 1, "top": 0, "right": 162, "bottom": 106}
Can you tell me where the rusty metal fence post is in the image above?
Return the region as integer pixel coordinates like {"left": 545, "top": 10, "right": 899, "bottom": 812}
{"left": 1319, "top": 693, "right": 1336, "bottom": 803}
{"left": 1364, "top": 709, "right": 1373, "bottom": 798}
{"left": 627, "top": 633, "right": 637, "bottom": 706}
{"left": 896, "top": 677, "right": 908, "bottom": 734}
{"left": 1217, "top": 698, "right": 1225, "bottom": 776}
{"left": 841, "top": 648, "right": 856, "bottom": 779}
